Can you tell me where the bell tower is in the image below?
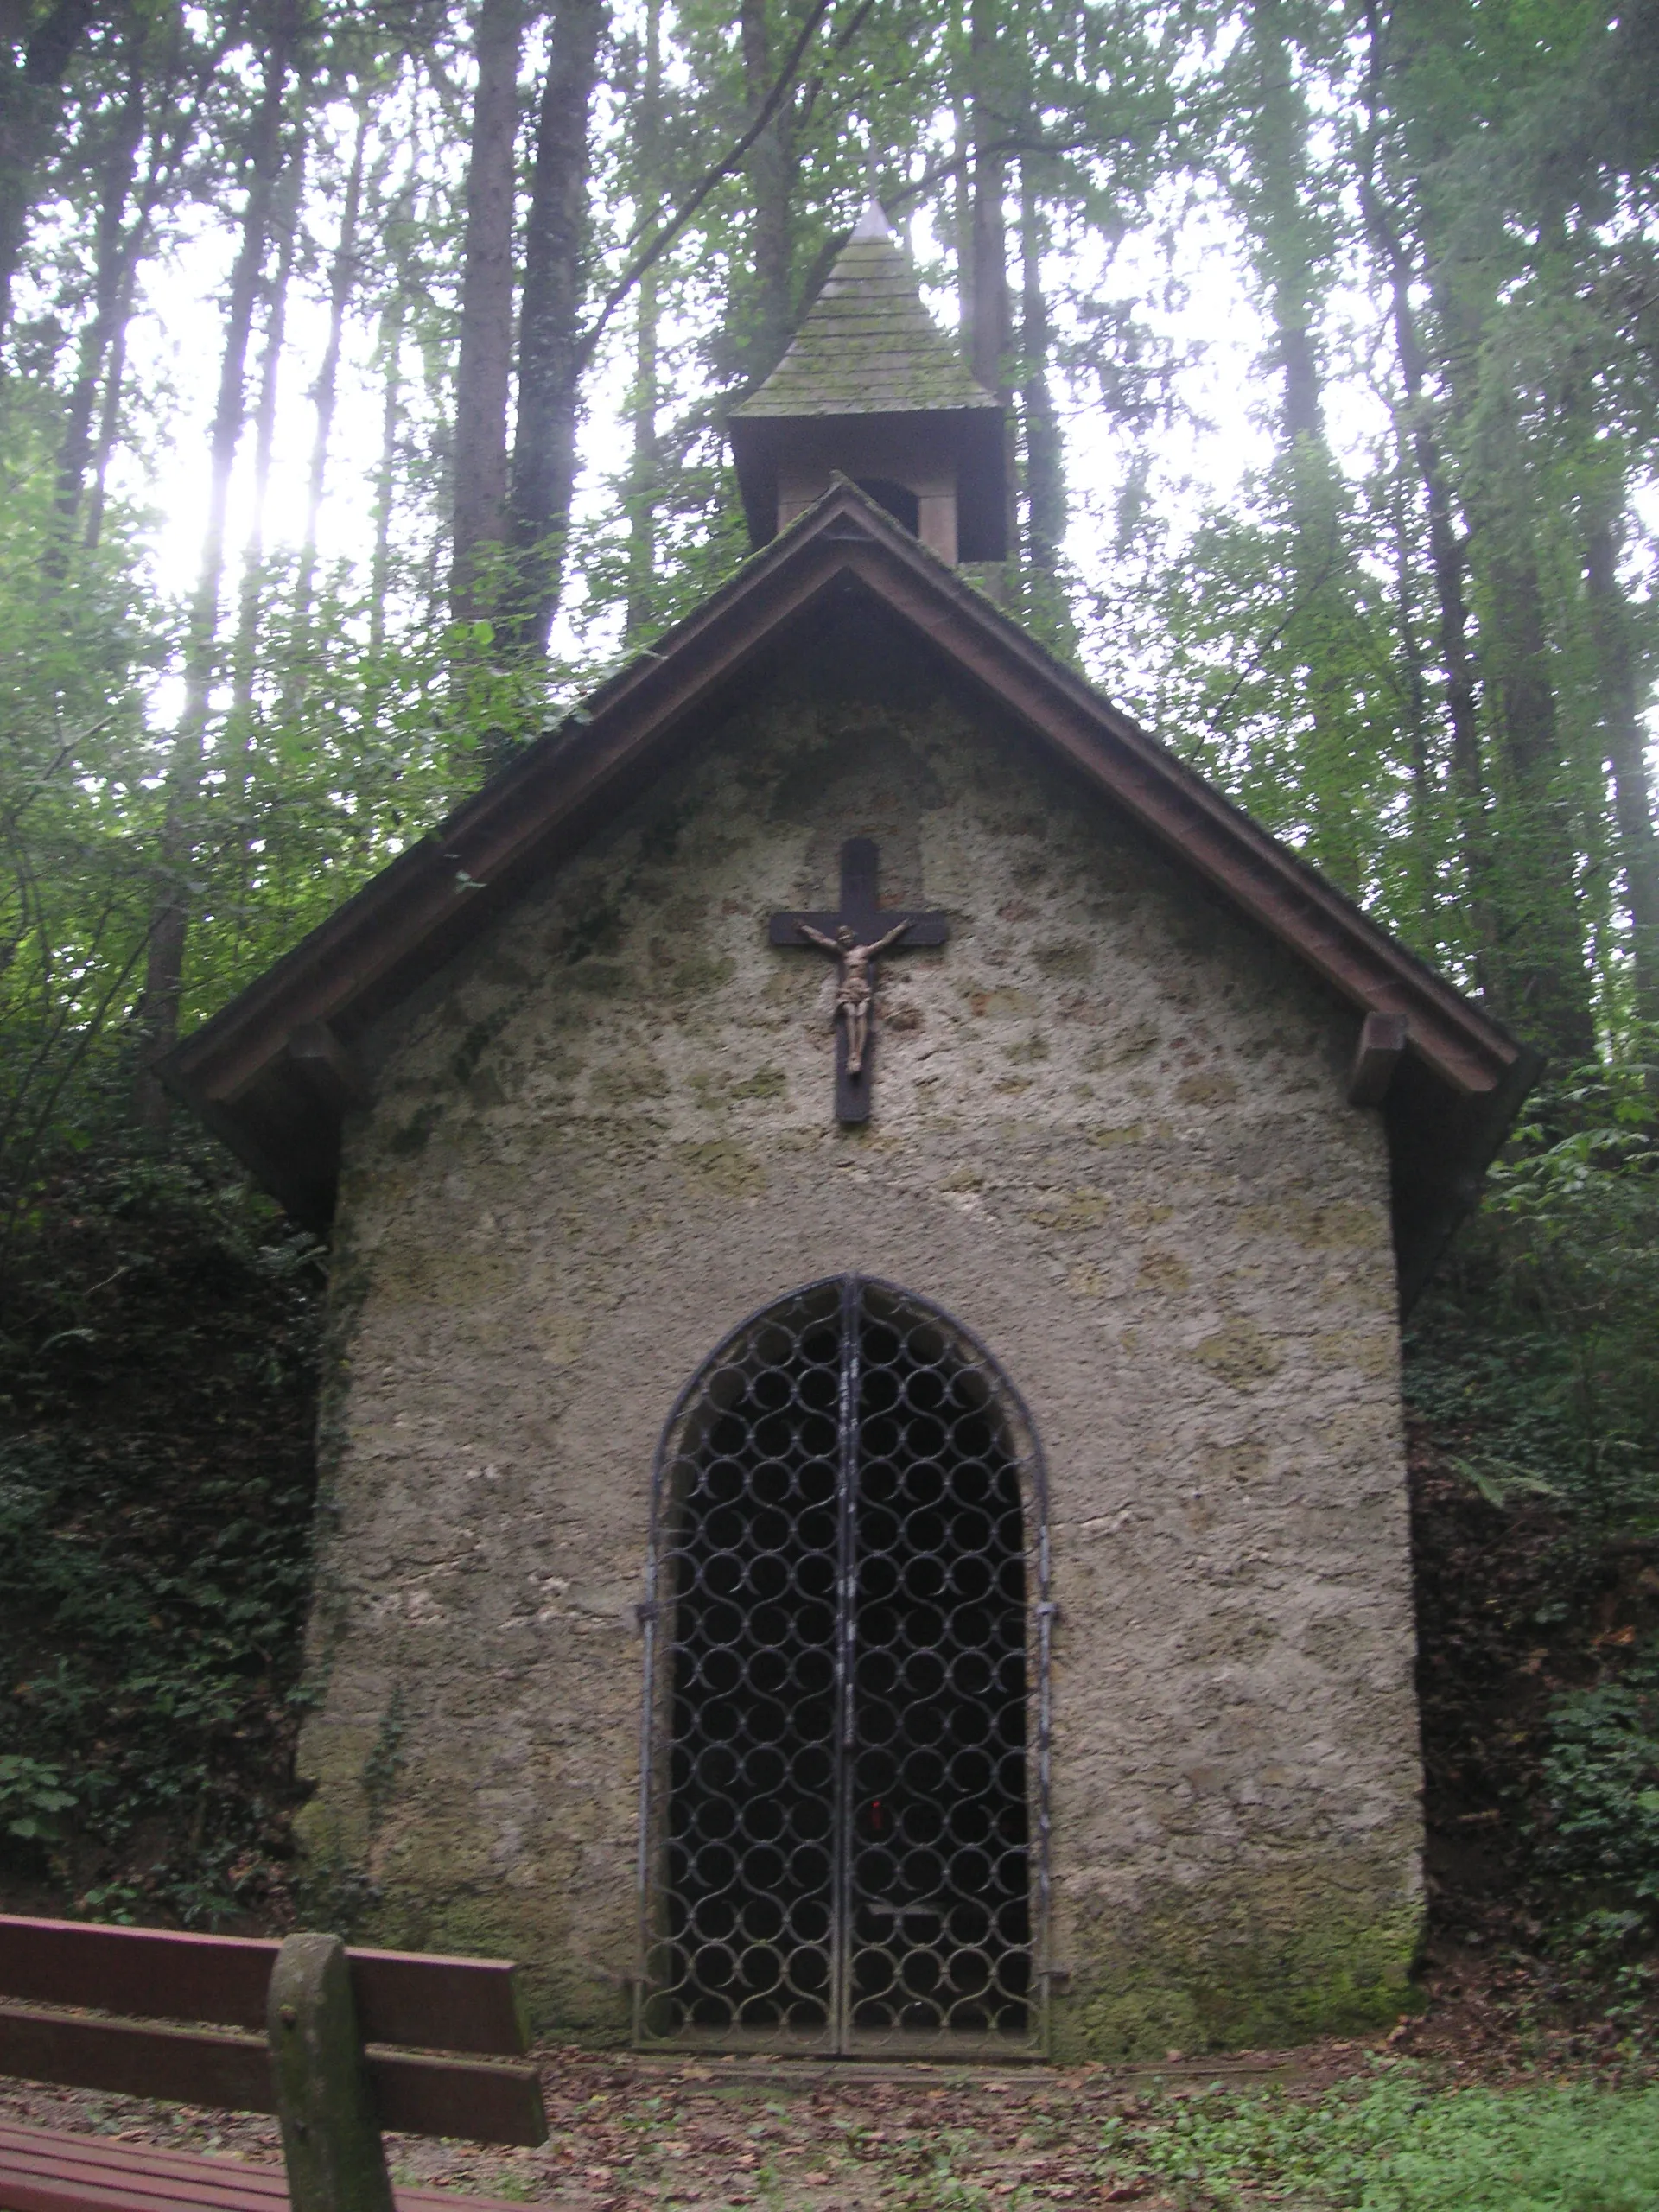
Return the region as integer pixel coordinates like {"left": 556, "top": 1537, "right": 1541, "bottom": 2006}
{"left": 727, "top": 200, "right": 1007, "bottom": 566}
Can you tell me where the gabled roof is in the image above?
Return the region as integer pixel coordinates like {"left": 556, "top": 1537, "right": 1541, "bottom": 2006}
{"left": 729, "top": 204, "right": 998, "bottom": 422}
{"left": 162, "top": 481, "right": 1539, "bottom": 1309}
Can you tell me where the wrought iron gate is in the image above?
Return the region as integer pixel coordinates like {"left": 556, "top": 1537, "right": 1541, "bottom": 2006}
{"left": 634, "top": 1276, "right": 1050, "bottom": 2056}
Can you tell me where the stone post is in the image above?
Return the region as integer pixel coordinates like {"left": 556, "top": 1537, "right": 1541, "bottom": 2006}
{"left": 268, "top": 1932, "right": 396, "bottom": 2212}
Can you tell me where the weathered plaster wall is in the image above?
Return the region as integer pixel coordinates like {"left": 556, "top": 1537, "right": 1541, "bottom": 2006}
{"left": 296, "top": 632, "right": 1421, "bottom": 2057}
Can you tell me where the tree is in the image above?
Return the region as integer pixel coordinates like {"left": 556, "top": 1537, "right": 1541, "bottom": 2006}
{"left": 0, "top": 0, "right": 99, "bottom": 348}
{"left": 449, "top": 0, "right": 521, "bottom": 627}
{"left": 137, "top": 0, "right": 306, "bottom": 1124}
{"left": 502, "top": 0, "right": 607, "bottom": 660}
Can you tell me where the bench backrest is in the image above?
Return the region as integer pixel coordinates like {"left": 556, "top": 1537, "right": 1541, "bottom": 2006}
{"left": 0, "top": 1915, "right": 545, "bottom": 2146}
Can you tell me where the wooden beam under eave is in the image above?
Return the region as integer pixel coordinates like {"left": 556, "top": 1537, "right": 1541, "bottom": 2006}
{"left": 1349, "top": 1012, "right": 1408, "bottom": 1106}
{"left": 287, "top": 1021, "right": 371, "bottom": 1114}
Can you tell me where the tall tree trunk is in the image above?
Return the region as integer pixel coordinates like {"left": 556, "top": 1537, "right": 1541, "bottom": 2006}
{"left": 137, "top": 3, "right": 300, "bottom": 1126}
{"left": 1247, "top": 0, "right": 1321, "bottom": 451}
{"left": 502, "top": 0, "right": 607, "bottom": 661}
{"left": 1365, "top": 0, "right": 1596, "bottom": 1060}
{"left": 84, "top": 10, "right": 244, "bottom": 550}
{"left": 226, "top": 124, "right": 307, "bottom": 812}
{"left": 82, "top": 255, "right": 135, "bottom": 550}
{"left": 369, "top": 284, "right": 406, "bottom": 659}
{"left": 966, "top": 0, "right": 1008, "bottom": 404}
{"left": 421, "top": 328, "right": 452, "bottom": 633}
{"left": 51, "top": 35, "right": 144, "bottom": 547}
{"left": 951, "top": 99, "right": 972, "bottom": 345}
{"left": 0, "top": 0, "right": 97, "bottom": 348}
{"left": 1452, "top": 299, "right": 1598, "bottom": 1065}
{"left": 1478, "top": 524, "right": 1598, "bottom": 1063}
{"left": 624, "top": 0, "right": 662, "bottom": 644}
{"left": 738, "top": 0, "right": 791, "bottom": 385}
{"left": 450, "top": 0, "right": 523, "bottom": 626}
{"left": 1585, "top": 501, "right": 1659, "bottom": 1033}
{"left": 1245, "top": 0, "right": 1361, "bottom": 893}
{"left": 1389, "top": 430, "right": 1436, "bottom": 949}
{"left": 1357, "top": 133, "right": 1492, "bottom": 977}
{"left": 290, "top": 93, "right": 368, "bottom": 639}
{"left": 965, "top": 0, "right": 1013, "bottom": 586}
{"left": 1018, "top": 154, "right": 1068, "bottom": 642}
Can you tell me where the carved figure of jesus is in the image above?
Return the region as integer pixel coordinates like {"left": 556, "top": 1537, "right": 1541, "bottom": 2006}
{"left": 796, "top": 919, "right": 912, "bottom": 1075}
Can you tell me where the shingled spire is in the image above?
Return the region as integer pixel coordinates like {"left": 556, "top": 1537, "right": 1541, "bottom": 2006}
{"left": 728, "top": 200, "right": 1006, "bottom": 563}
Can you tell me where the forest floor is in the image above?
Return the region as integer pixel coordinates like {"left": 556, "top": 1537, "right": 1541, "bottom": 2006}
{"left": 1, "top": 1942, "right": 1655, "bottom": 2211}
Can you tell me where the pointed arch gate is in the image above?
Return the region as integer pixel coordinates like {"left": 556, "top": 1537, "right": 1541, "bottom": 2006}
{"left": 633, "top": 1276, "right": 1051, "bottom": 2056}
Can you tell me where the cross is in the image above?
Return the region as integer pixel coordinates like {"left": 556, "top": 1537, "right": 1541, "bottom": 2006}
{"left": 770, "top": 837, "right": 948, "bottom": 1123}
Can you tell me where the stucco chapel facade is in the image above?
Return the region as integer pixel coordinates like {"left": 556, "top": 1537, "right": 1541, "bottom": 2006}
{"left": 167, "top": 210, "right": 1537, "bottom": 2062}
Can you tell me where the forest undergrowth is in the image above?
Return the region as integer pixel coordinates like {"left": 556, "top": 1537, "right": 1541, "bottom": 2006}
{"left": 0, "top": 1121, "right": 322, "bottom": 1930}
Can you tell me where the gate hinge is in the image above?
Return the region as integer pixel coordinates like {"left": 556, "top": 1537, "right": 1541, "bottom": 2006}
{"left": 1037, "top": 1600, "right": 1062, "bottom": 1623}
{"left": 634, "top": 1601, "right": 661, "bottom": 1631}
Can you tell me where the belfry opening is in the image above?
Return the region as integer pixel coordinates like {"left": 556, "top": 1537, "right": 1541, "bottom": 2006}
{"left": 636, "top": 1277, "right": 1049, "bottom": 2055}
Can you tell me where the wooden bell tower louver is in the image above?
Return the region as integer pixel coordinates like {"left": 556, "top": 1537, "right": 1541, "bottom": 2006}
{"left": 727, "top": 200, "right": 1007, "bottom": 564}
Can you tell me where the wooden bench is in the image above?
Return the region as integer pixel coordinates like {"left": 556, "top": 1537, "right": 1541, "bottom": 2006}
{"left": 0, "top": 1915, "right": 550, "bottom": 2212}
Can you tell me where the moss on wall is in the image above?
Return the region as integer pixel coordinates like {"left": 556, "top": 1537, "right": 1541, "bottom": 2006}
{"left": 1055, "top": 1859, "right": 1423, "bottom": 2059}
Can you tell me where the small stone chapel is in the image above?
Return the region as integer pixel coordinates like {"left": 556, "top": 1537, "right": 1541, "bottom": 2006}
{"left": 166, "top": 205, "right": 1537, "bottom": 2063}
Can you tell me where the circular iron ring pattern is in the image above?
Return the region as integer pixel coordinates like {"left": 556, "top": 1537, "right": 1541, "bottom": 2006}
{"left": 635, "top": 1277, "right": 1050, "bottom": 2056}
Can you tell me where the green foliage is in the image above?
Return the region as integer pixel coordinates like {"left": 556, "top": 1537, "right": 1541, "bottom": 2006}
{"left": 0, "top": 445, "right": 517, "bottom": 1243}
{"left": 1537, "top": 1642, "right": 1659, "bottom": 1952}
{"left": 0, "top": 1754, "right": 75, "bottom": 1844}
{"left": 0, "top": 415, "right": 172, "bottom": 1238}
{"left": 1136, "top": 463, "right": 1408, "bottom": 911}
{"left": 1094, "top": 2067, "right": 1659, "bottom": 2210}
{"left": 1407, "top": 1051, "right": 1659, "bottom": 1529}
{"left": 0, "top": 1135, "right": 322, "bottom": 1923}
{"left": 1402, "top": 1045, "right": 1659, "bottom": 1977}
{"left": 6, "top": 0, "right": 1657, "bottom": 1113}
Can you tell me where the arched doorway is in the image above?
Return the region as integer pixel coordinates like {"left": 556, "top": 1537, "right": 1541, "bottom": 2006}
{"left": 634, "top": 1277, "right": 1050, "bottom": 2056}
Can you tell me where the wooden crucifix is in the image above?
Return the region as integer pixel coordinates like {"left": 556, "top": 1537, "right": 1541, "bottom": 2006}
{"left": 770, "top": 836, "right": 948, "bottom": 1123}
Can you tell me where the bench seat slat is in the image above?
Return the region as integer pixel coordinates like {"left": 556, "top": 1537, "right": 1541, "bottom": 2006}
{"left": 0, "top": 2128, "right": 286, "bottom": 2204}
{"left": 0, "top": 2164, "right": 222, "bottom": 2212}
{"left": 0, "top": 2127, "right": 544, "bottom": 2212}
{"left": 0, "top": 1925, "right": 527, "bottom": 2059}
{"left": 0, "top": 2013, "right": 546, "bottom": 2151}
{"left": 0, "top": 2138, "right": 284, "bottom": 2212}
{"left": 0, "top": 2131, "right": 286, "bottom": 2190}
